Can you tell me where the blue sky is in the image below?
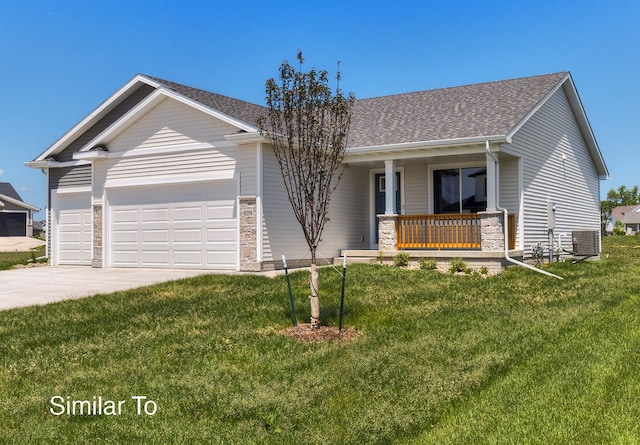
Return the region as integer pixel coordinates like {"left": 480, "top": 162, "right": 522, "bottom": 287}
{"left": 1, "top": 0, "right": 638, "bottom": 217}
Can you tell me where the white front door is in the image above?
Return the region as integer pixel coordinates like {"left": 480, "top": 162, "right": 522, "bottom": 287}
{"left": 107, "top": 181, "right": 237, "bottom": 269}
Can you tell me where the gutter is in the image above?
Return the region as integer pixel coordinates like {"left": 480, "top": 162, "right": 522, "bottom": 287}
{"left": 486, "top": 140, "right": 563, "bottom": 280}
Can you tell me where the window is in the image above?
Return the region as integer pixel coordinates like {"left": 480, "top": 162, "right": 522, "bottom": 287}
{"left": 434, "top": 167, "right": 487, "bottom": 213}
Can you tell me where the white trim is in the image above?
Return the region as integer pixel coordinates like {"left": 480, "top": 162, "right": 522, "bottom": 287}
{"left": 53, "top": 186, "right": 92, "bottom": 194}
{"left": 104, "top": 171, "right": 234, "bottom": 189}
{"left": 82, "top": 142, "right": 230, "bottom": 160}
{"left": 225, "top": 132, "right": 266, "bottom": 145}
{"left": 345, "top": 143, "right": 495, "bottom": 164}
{"left": 347, "top": 135, "right": 508, "bottom": 156}
{"left": 25, "top": 160, "right": 91, "bottom": 169}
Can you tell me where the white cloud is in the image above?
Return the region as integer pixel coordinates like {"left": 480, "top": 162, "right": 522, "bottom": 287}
{"left": 0, "top": 169, "right": 4, "bottom": 176}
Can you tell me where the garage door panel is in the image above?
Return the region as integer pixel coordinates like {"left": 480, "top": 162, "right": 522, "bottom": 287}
{"left": 109, "top": 181, "right": 237, "bottom": 269}
{"left": 206, "top": 205, "right": 235, "bottom": 220}
{"left": 113, "top": 209, "right": 138, "bottom": 223}
{"left": 173, "top": 207, "right": 203, "bottom": 222}
{"left": 142, "top": 208, "right": 169, "bottom": 223}
{"left": 55, "top": 192, "right": 92, "bottom": 265}
{"left": 207, "top": 228, "right": 236, "bottom": 242}
{"left": 174, "top": 229, "right": 202, "bottom": 243}
{"left": 142, "top": 230, "right": 169, "bottom": 243}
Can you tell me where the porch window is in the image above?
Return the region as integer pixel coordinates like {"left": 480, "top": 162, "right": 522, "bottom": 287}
{"left": 434, "top": 167, "right": 487, "bottom": 213}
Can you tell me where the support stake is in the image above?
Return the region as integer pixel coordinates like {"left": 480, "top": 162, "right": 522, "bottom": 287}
{"left": 283, "top": 255, "right": 297, "bottom": 326}
{"left": 338, "top": 253, "right": 347, "bottom": 332}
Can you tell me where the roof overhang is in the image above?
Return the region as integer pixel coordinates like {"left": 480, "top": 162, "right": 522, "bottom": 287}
{"left": 344, "top": 135, "right": 508, "bottom": 163}
{"left": 0, "top": 194, "right": 40, "bottom": 212}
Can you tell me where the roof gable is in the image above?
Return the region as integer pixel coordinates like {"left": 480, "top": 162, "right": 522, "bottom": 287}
{"left": 0, "top": 182, "right": 39, "bottom": 211}
{"left": 0, "top": 182, "right": 23, "bottom": 201}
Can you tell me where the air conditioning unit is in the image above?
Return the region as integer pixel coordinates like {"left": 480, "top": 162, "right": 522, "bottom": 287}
{"left": 572, "top": 231, "right": 599, "bottom": 256}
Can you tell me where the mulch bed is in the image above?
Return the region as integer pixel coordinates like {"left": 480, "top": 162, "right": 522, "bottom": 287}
{"left": 283, "top": 323, "right": 360, "bottom": 342}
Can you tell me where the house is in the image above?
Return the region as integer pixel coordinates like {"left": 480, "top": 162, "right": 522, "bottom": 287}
{"left": 0, "top": 182, "right": 40, "bottom": 237}
{"left": 611, "top": 205, "right": 640, "bottom": 235}
{"left": 26, "top": 72, "right": 609, "bottom": 271}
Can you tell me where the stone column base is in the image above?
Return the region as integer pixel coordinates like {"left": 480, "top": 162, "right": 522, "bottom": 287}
{"left": 479, "top": 211, "right": 505, "bottom": 252}
{"left": 239, "top": 196, "right": 260, "bottom": 271}
{"left": 378, "top": 214, "right": 398, "bottom": 252}
{"left": 92, "top": 204, "right": 103, "bottom": 268}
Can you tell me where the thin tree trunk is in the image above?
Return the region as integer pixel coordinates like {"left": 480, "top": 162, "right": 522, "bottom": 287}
{"left": 309, "top": 250, "right": 320, "bottom": 328}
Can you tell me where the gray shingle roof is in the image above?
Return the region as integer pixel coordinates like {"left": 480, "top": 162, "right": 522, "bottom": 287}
{"left": 144, "top": 72, "right": 567, "bottom": 147}
{"left": 143, "top": 75, "right": 267, "bottom": 130}
{"left": 348, "top": 72, "right": 568, "bottom": 147}
{"left": 0, "top": 182, "right": 23, "bottom": 202}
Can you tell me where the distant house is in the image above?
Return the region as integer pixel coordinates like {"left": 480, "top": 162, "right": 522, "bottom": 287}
{"left": 26, "top": 72, "right": 608, "bottom": 270}
{"left": 611, "top": 205, "right": 640, "bottom": 235}
{"left": 0, "top": 183, "right": 40, "bottom": 237}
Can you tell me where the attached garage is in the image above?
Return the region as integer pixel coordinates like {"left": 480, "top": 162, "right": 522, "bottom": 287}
{"left": 106, "top": 181, "right": 237, "bottom": 269}
{"left": 0, "top": 212, "right": 27, "bottom": 236}
{"left": 53, "top": 191, "right": 92, "bottom": 265}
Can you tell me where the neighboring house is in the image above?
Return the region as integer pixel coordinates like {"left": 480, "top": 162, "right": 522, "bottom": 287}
{"left": 611, "top": 205, "right": 640, "bottom": 235}
{"left": 26, "top": 72, "right": 609, "bottom": 271}
{"left": 0, "top": 182, "right": 40, "bottom": 237}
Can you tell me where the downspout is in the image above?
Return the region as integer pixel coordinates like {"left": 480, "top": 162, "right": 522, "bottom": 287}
{"left": 485, "top": 141, "right": 563, "bottom": 280}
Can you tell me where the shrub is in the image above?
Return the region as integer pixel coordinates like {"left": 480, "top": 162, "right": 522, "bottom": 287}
{"left": 393, "top": 252, "right": 410, "bottom": 267}
{"left": 449, "top": 257, "right": 467, "bottom": 274}
{"left": 419, "top": 258, "right": 438, "bottom": 270}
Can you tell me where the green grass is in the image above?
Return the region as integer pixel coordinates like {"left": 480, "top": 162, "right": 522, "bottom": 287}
{"left": 1, "top": 237, "right": 639, "bottom": 444}
{"left": 0, "top": 245, "right": 46, "bottom": 270}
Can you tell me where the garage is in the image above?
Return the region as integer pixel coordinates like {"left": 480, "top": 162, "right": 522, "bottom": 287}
{"left": 0, "top": 213, "right": 27, "bottom": 237}
{"left": 54, "top": 191, "right": 92, "bottom": 265}
{"left": 107, "top": 181, "right": 237, "bottom": 269}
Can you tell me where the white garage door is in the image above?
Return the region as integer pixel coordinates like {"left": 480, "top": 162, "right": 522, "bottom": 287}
{"left": 55, "top": 191, "right": 92, "bottom": 265}
{"left": 108, "top": 181, "right": 237, "bottom": 269}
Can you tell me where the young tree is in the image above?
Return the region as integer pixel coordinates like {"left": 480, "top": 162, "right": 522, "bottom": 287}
{"left": 257, "top": 52, "right": 355, "bottom": 328}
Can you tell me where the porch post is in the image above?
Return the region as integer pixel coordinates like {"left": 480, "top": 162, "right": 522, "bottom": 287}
{"left": 384, "top": 159, "right": 396, "bottom": 215}
{"left": 485, "top": 151, "right": 497, "bottom": 212}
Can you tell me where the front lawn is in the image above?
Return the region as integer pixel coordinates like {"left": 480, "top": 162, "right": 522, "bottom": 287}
{"left": 0, "top": 245, "right": 46, "bottom": 270}
{"left": 1, "top": 237, "right": 639, "bottom": 443}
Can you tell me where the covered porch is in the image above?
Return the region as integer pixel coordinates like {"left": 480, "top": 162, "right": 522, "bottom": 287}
{"left": 341, "top": 138, "right": 524, "bottom": 270}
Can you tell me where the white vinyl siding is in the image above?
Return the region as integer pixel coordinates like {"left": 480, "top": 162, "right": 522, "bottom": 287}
{"left": 261, "top": 145, "right": 369, "bottom": 263}
{"left": 498, "top": 156, "right": 521, "bottom": 247}
{"left": 506, "top": 86, "right": 601, "bottom": 256}
{"left": 404, "top": 163, "right": 429, "bottom": 214}
{"left": 108, "top": 97, "right": 240, "bottom": 152}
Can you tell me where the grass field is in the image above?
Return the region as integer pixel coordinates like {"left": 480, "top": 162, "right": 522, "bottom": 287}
{"left": 0, "top": 245, "right": 46, "bottom": 270}
{"left": 1, "top": 237, "right": 639, "bottom": 444}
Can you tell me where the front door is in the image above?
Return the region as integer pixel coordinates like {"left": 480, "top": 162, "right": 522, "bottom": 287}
{"left": 374, "top": 172, "right": 401, "bottom": 243}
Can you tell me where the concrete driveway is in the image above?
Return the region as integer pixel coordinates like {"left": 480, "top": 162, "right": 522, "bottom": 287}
{"left": 0, "top": 266, "right": 213, "bottom": 311}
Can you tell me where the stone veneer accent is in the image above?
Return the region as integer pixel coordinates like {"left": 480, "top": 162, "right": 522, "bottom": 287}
{"left": 239, "top": 196, "right": 260, "bottom": 272}
{"left": 92, "top": 204, "right": 102, "bottom": 268}
{"left": 479, "top": 211, "right": 505, "bottom": 252}
{"left": 378, "top": 214, "right": 398, "bottom": 251}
